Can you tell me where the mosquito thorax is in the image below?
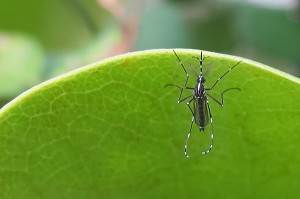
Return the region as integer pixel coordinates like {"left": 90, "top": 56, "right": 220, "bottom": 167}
{"left": 197, "top": 76, "right": 206, "bottom": 83}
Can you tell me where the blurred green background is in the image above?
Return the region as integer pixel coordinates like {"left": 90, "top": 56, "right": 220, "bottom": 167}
{"left": 0, "top": 0, "right": 300, "bottom": 108}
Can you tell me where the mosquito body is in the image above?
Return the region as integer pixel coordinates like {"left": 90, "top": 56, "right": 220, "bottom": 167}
{"left": 193, "top": 76, "right": 208, "bottom": 131}
{"left": 172, "top": 50, "right": 242, "bottom": 157}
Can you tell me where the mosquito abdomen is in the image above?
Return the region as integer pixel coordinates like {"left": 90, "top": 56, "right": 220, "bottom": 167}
{"left": 194, "top": 97, "right": 209, "bottom": 129}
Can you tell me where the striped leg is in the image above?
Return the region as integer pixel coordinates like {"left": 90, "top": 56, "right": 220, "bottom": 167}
{"left": 206, "top": 60, "right": 243, "bottom": 91}
{"left": 173, "top": 50, "right": 190, "bottom": 103}
{"left": 202, "top": 98, "right": 214, "bottom": 155}
{"left": 185, "top": 116, "right": 194, "bottom": 158}
{"left": 184, "top": 98, "right": 195, "bottom": 158}
{"left": 206, "top": 87, "right": 241, "bottom": 107}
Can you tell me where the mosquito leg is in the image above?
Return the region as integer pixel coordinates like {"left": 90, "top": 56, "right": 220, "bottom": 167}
{"left": 206, "top": 60, "right": 243, "bottom": 91}
{"left": 202, "top": 98, "right": 214, "bottom": 155}
{"left": 164, "top": 83, "right": 193, "bottom": 103}
{"left": 164, "top": 84, "right": 194, "bottom": 90}
{"left": 182, "top": 98, "right": 195, "bottom": 158}
{"left": 206, "top": 88, "right": 241, "bottom": 107}
{"left": 185, "top": 116, "right": 194, "bottom": 158}
{"left": 178, "top": 94, "right": 193, "bottom": 104}
{"left": 187, "top": 98, "right": 195, "bottom": 116}
{"left": 173, "top": 50, "right": 190, "bottom": 102}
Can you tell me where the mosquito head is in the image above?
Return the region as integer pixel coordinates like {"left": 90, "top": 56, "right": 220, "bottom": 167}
{"left": 197, "top": 76, "right": 206, "bottom": 83}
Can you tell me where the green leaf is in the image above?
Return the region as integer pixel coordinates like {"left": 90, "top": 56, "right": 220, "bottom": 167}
{"left": 0, "top": 49, "right": 299, "bottom": 198}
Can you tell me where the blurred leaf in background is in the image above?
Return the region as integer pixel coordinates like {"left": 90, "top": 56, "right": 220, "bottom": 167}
{"left": 134, "top": 1, "right": 191, "bottom": 49}
{"left": 0, "top": 0, "right": 108, "bottom": 50}
{"left": 0, "top": 32, "right": 44, "bottom": 104}
{"left": 234, "top": 1, "right": 300, "bottom": 75}
{"left": 0, "top": 0, "right": 120, "bottom": 107}
{"left": 0, "top": 0, "right": 300, "bottom": 107}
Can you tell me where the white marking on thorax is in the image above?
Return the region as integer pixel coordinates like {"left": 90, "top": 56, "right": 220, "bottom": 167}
{"left": 197, "top": 83, "right": 201, "bottom": 91}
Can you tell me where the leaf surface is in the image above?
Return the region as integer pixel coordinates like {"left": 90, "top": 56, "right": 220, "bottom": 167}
{"left": 0, "top": 49, "right": 299, "bottom": 199}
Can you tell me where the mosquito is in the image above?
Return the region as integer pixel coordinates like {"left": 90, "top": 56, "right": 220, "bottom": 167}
{"left": 172, "top": 50, "right": 242, "bottom": 157}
